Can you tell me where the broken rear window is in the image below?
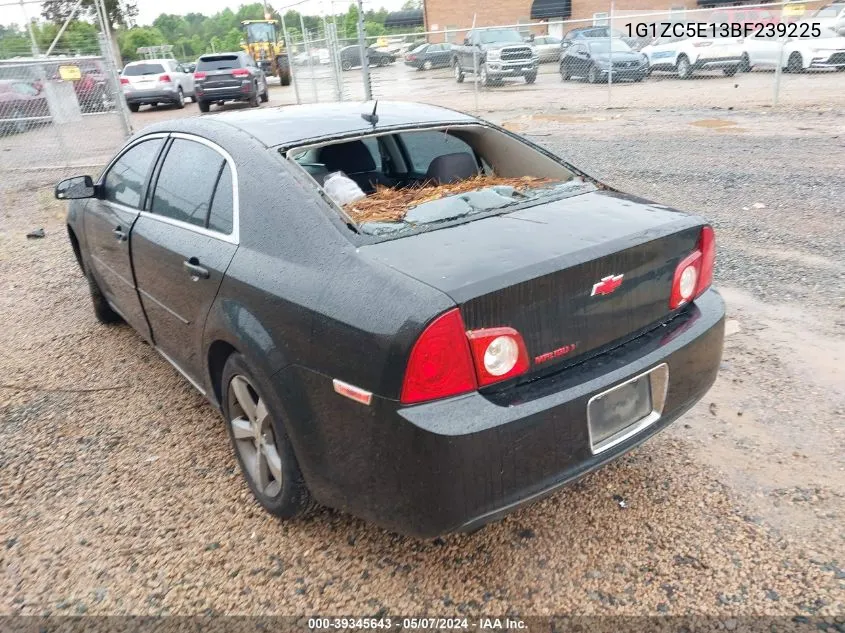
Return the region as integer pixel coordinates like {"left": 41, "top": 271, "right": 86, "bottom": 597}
{"left": 284, "top": 124, "right": 595, "bottom": 240}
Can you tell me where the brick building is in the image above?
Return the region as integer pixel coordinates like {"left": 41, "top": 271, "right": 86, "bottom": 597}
{"left": 423, "top": 0, "right": 739, "bottom": 39}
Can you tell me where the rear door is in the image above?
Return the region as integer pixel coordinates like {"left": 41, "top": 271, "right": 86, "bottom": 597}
{"left": 130, "top": 134, "right": 238, "bottom": 384}
{"left": 84, "top": 135, "right": 166, "bottom": 340}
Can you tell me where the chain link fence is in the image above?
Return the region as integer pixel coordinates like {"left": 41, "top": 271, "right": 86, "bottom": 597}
{"left": 0, "top": 1, "right": 130, "bottom": 194}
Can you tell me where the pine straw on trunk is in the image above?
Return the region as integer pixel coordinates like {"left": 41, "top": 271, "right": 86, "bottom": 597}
{"left": 343, "top": 175, "right": 555, "bottom": 224}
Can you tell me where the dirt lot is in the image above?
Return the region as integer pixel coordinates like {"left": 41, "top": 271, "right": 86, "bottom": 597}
{"left": 1, "top": 102, "right": 843, "bottom": 619}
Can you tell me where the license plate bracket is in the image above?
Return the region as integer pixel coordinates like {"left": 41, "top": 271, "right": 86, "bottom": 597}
{"left": 587, "top": 364, "right": 669, "bottom": 455}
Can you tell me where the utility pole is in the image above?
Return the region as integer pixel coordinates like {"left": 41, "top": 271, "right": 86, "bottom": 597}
{"left": 356, "top": 0, "right": 371, "bottom": 101}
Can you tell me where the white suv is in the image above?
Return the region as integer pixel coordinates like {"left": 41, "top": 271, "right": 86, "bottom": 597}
{"left": 641, "top": 34, "right": 744, "bottom": 78}
{"left": 120, "top": 58, "right": 196, "bottom": 112}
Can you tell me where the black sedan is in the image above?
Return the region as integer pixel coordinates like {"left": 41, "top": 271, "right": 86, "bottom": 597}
{"left": 561, "top": 39, "right": 649, "bottom": 83}
{"left": 55, "top": 101, "right": 724, "bottom": 537}
{"left": 339, "top": 45, "right": 396, "bottom": 70}
{"left": 404, "top": 42, "right": 453, "bottom": 70}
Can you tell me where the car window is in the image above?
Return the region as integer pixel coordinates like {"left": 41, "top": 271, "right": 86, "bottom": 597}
{"left": 123, "top": 63, "right": 165, "bottom": 76}
{"left": 103, "top": 139, "right": 164, "bottom": 208}
{"left": 150, "top": 139, "right": 225, "bottom": 228}
{"left": 196, "top": 55, "right": 240, "bottom": 71}
{"left": 12, "top": 83, "right": 38, "bottom": 96}
{"left": 361, "top": 137, "right": 382, "bottom": 171}
{"left": 208, "top": 164, "right": 234, "bottom": 234}
{"left": 399, "top": 130, "right": 475, "bottom": 174}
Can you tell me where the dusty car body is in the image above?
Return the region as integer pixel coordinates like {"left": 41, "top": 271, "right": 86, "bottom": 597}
{"left": 56, "top": 101, "right": 724, "bottom": 538}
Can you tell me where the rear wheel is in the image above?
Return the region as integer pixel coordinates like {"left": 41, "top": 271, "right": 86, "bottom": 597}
{"left": 341, "top": 60, "right": 352, "bottom": 71}
{"left": 173, "top": 87, "right": 185, "bottom": 109}
{"left": 787, "top": 52, "right": 803, "bottom": 73}
{"left": 676, "top": 55, "right": 692, "bottom": 79}
{"left": 190, "top": 95, "right": 197, "bottom": 103}
{"left": 423, "top": 60, "right": 433, "bottom": 71}
{"left": 198, "top": 99, "right": 210, "bottom": 113}
{"left": 723, "top": 65, "right": 738, "bottom": 77}
{"left": 260, "top": 82, "right": 269, "bottom": 102}
{"left": 479, "top": 63, "right": 490, "bottom": 87}
{"left": 249, "top": 84, "right": 260, "bottom": 107}
{"left": 587, "top": 64, "right": 600, "bottom": 84}
{"left": 128, "top": 102, "right": 140, "bottom": 112}
{"left": 378, "top": 56, "right": 391, "bottom": 67}
{"left": 222, "top": 353, "right": 312, "bottom": 519}
{"left": 454, "top": 61, "right": 464, "bottom": 83}
{"left": 739, "top": 53, "right": 751, "bottom": 73}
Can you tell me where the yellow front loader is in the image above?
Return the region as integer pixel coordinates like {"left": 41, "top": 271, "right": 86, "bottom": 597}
{"left": 241, "top": 19, "right": 291, "bottom": 86}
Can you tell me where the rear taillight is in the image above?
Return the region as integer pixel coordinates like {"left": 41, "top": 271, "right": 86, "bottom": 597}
{"left": 193, "top": 71, "right": 207, "bottom": 80}
{"left": 400, "top": 309, "right": 476, "bottom": 405}
{"left": 400, "top": 310, "right": 532, "bottom": 404}
{"left": 119, "top": 77, "right": 129, "bottom": 85}
{"left": 670, "top": 226, "right": 715, "bottom": 309}
{"left": 232, "top": 68, "right": 250, "bottom": 77}
{"left": 466, "top": 327, "right": 530, "bottom": 387}
{"left": 159, "top": 74, "right": 172, "bottom": 82}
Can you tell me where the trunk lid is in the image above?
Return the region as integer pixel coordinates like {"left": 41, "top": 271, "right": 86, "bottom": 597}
{"left": 196, "top": 55, "right": 245, "bottom": 89}
{"left": 359, "top": 190, "right": 704, "bottom": 380}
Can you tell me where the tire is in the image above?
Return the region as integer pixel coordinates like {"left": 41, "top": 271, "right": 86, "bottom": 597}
{"left": 524, "top": 71, "right": 537, "bottom": 84}
{"left": 739, "top": 53, "right": 751, "bottom": 73}
{"left": 378, "top": 57, "right": 391, "bottom": 67}
{"left": 676, "top": 55, "right": 692, "bottom": 80}
{"left": 587, "top": 64, "right": 600, "bottom": 84}
{"left": 174, "top": 87, "right": 185, "bottom": 109}
{"left": 249, "top": 85, "right": 260, "bottom": 107}
{"left": 198, "top": 99, "right": 210, "bottom": 113}
{"left": 787, "top": 52, "right": 803, "bottom": 73}
{"left": 11, "top": 108, "right": 27, "bottom": 134}
{"left": 221, "top": 353, "right": 312, "bottom": 519}
{"left": 190, "top": 95, "right": 197, "bottom": 103}
{"left": 260, "top": 83, "right": 269, "bottom": 102}
{"left": 633, "top": 73, "right": 644, "bottom": 82}
{"left": 128, "top": 102, "right": 140, "bottom": 112}
{"left": 454, "top": 61, "right": 464, "bottom": 83}
{"left": 280, "top": 70, "right": 291, "bottom": 86}
{"left": 480, "top": 63, "right": 490, "bottom": 87}
{"left": 341, "top": 60, "right": 352, "bottom": 71}
{"left": 85, "top": 265, "right": 122, "bottom": 324}
{"left": 423, "top": 60, "right": 433, "bottom": 71}
{"left": 723, "top": 65, "right": 738, "bottom": 77}
{"left": 560, "top": 64, "right": 570, "bottom": 80}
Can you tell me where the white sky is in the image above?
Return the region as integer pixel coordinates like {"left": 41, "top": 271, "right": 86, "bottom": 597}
{"left": 0, "top": 0, "right": 408, "bottom": 27}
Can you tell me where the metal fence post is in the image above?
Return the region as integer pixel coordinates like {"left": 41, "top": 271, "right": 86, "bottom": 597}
{"left": 300, "top": 14, "right": 318, "bottom": 103}
{"left": 356, "top": 0, "right": 372, "bottom": 101}
{"left": 280, "top": 18, "right": 301, "bottom": 105}
{"left": 607, "top": 0, "right": 614, "bottom": 106}
{"left": 93, "top": 0, "right": 132, "bottom": 137}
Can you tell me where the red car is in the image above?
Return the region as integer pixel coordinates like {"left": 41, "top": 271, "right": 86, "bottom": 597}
{"left": 0, "top": 80, "right": 49, "bottom": 134}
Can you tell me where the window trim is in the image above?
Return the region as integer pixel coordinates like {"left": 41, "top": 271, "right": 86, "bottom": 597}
{"left": 98, "top": 132, "right": 169, "bottom": 212}
{"left": 138, "top": 132, "right": 240, "bottom": 244}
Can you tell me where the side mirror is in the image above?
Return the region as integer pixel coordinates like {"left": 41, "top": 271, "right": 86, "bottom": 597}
{"left": 55, "top": 175, "right": 95, "bottom": 200}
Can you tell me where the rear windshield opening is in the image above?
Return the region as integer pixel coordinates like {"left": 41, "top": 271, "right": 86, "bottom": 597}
{"left": 284, "top": 124, "right": 593, "bottom": 238}
{"left": 123, "top": 63, "right": 165, "bottom": 76}
{"left": 197, "top": 55, "right": 240, "bottom": 70}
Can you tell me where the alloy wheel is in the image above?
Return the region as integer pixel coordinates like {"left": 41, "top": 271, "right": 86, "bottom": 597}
{"left": 228, "top": 374, "right": 283, "bottom": 498}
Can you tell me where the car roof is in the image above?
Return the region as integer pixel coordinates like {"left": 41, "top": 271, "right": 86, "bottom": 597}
{"left": 136, "top": 100, "right": 478, "bottom": 149}
{"left": 125, "top": 59, "right": 172, "bottom": 65}
{"left": 199, "top": 52, "right": 243, "bottom": 58}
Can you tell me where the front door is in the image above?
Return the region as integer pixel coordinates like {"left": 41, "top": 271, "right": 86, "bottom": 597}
{"left": 130, "top": 136, "right": 238, "bottom": 384}
{"left": 84, "top": 136, "right": 166, "bottom": 340}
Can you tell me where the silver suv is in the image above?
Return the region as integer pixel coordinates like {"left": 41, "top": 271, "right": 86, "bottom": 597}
{"left": 120, "top": 59, "right": 196, "bottom": 112}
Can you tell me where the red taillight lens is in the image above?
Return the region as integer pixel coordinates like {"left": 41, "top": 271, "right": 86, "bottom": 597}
{"left": 670, "top": 226, "right": 716, "bottom": 309}
{"left": 466, "top": 327, "right": 530, "bottom": 387}
{"left": 119, "top": 77, "right": 129, "bottom": 85}
{"left": 159, "top": 74, "right": 172, "bottom": 82}
{"left": 400, "top": 309, "right": 477, "bottom": 405}
{"left": 232, "top": 68, "right": 250, "bottom": 77}
{"left": 193, "top": 71, "right": 207, "bottom": 80}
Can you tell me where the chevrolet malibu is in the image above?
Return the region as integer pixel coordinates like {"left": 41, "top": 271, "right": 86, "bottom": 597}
{"left": 54, "top": 101, "right": 724, "bottom": 537}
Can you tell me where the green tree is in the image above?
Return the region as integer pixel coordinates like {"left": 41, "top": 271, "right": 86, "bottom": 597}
{"left": 42, "top": 0, "right": 138, "bottom": 29}
{"left": 117, "top": 26, "right": 165, "bottom": 60}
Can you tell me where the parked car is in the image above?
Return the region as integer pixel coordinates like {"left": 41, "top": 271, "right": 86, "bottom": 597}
{"left": 708, "top": 6, "right": 781, "bottom": 26}
{"left": 741, "top": 26, "right": 845, "bottom": 72}
{"left": 54, "top": 101, "right": 724, "bottom": 537}
{"left": 183, "top": 62, "right": 197, "bottom": 74}
{"left": 529, "top": 35, "right": 563, "bottom": 62}
{"left": 561, "top": 27, "right": 638, "bottom": 51}
{"left": 811, "top": 2, "right": 845, "bottom": 34}
{"left": 339, "top": 45, "right": 396, "bottom": 70}
{"left": 0, "top": 79, "right": 49, "bottom": 133}
{"left": 560, "top": 39, "right": 649, "bottom": 82}
{"left": 404, "top": 42, "right": 453, "bottom": 70}
{"left": 641, "top": 33, "right": 743, "bottom": 78}
{"left": 193, "top": 52, "right": 269, "bottom": 113}
{"left": 62, "top": 60, "right": 113, "bottom": 113}
{"left": 452, "top": 28, "right": 539, "bottom": 85}
{"left": 120, "top": 58, "right": 195, "bottom": 112}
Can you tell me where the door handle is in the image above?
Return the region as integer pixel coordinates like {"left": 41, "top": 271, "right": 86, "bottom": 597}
{"left": 183, "top": 257, "right": 210, "bottom": 280}
{"left": 113, "top": 226, "right": 127, "bottom": 241}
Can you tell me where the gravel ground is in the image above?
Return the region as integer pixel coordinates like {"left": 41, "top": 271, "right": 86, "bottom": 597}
{"left": 1, "top": 107, "right": 843, "bottom": 619}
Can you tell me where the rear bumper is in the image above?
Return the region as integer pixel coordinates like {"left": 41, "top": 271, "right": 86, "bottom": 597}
{"left": 284, "top": 289, "right": 725, "bottom": 538}
{"left": 196, "top": 85, "right": 255, "bottom": 101}
{"left": 123, "top": 88, "right": 178, "bottom": 104}
{"left": 694, "top": 56, "right": 742, "bottom": 69}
